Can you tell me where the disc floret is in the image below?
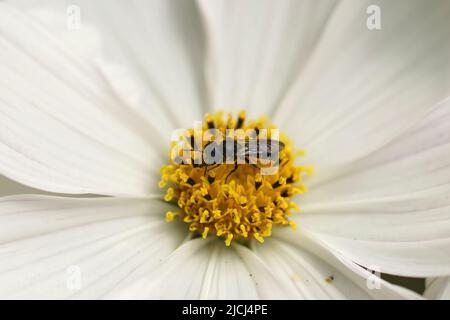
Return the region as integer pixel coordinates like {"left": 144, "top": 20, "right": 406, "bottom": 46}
{"left": 159, "top": 111, "right": 312, "bottom": 246}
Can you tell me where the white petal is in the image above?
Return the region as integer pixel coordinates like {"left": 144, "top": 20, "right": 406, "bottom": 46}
{"left": 113, "top": 234, "right": 421, "bottom": 300}
{"left": 0, "top": 195, "right": 185, "bottom": 299}
{"left": 10, "top": 0, "right": 208, "bottom": 131}
{"left": 275, "top": 0, "right": 450, "bottom": 169}
{"left": 72, "top": 0, "right": 208, "bottom": 129}
{"left": 110, "top": 239, "right": 261, "bottom": 299}
{"left": 0, "top": 4, "right": 163, "bottom": 196}
{"left": 251, "top": 234, "right": 421, "bottom": 299}
{"left": 297, "top": 99, "right": 450, "bottom": 277}
{"left": 424, "top": 277, "right": 450, "bottom": 299}
{"left": 197, "top": 0, "right": 337, "bottom": 117}
{"left": 0, "top": 175, "right": 44, "bottom": 196}
{"left": 309, "top": 232, "right": 450, "bottom": 278}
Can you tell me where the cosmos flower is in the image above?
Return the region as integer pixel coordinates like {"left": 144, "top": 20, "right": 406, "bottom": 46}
{"left": 0, "top": 0, "right": 449, "bottom": 299}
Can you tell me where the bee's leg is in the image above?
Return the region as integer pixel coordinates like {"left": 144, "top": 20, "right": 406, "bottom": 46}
{"left": 204, "top": 164, "right": 220, "bottom": 176}
{"left": 192, "top": 160, "right": 202, "bottom": 168}
{"left": 245, "top": 156, "right": 258, "bottom": 170}
{"left": 225, "top": 163, "right": 238, "bottom": 182}
{"left": 279, "top": 158, "right": 289, "bottom": 168}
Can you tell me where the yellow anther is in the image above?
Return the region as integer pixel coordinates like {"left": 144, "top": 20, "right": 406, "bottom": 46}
{"left": 213, "top": 209, "right": 222, "bottom": 219}
{"left": 231, "top": 209, "right": 240, "bottom": 224}
{"left": 239, "top": 224, "right": 248, "bottom": 237}
{"left": 299, "top": 184, "right": 308, "bottom": 193}
{"left": 205, "top": 113, "right": 214, "bottom": 123}
{"left": 159, "top": 179, "right": 167, "bottom": 188}
{"left": 299, "top": 165, "right": 315, "bottom": 176}
{"left": 166, "top": 211, "right": 175, "bottom": 222}
{"left": 200, "top": 209, "right": 211, "bottom": 223}
{"left": 225, "top": 233, "right": 233, "bottom": 246}
{"left": 290, "top": 202, "right": 301, "bottom": 212}
{"left": 200, "top": 187, "right": 208, "bottom": 196}
{"left": 180, "top": 172, "right": 189, "bottom": 182}
{"left": 164, "top": 187, "right": 175, "bottom": 201}
{"left": 202, "top": 227, "right": 210, "bottom": 239}
{"left": 290, "top": 220, "right": 297, "bottom": 231}
{"left": 254, "top": 233, "right": 265, "bottom": 243}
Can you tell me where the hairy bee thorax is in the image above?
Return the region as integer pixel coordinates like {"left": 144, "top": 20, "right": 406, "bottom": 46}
{"left": 159, "top": 111, "right": 313, "bottom": 246}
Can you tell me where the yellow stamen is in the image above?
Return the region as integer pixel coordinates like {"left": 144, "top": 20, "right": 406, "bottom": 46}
{"left": 202, "top": 227, "right": 210, "bottom": 239}
{"left": 254, "top": 232, "right": 265, "bottom": 243}
{"left": 166, "top": 211, "right": 175, "bottom": 222}
{"left": 164, "top": 187, "right": 175, "bottom": 201}
{"left": 225, "top": 233, "right": 233, "bottom": 246}
{"left": 160, "top": 111, "right": 312, "bottom": 246}
{"left": 290, "top": 220, "right": 297, "bottom": 231}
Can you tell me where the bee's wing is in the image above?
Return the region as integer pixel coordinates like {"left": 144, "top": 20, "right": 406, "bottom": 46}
{"left": 255, "top": 139, "right": 284, "bottom": 160}
{"left": 235, "top": 140, "right": 249, "bottom": 156}
{"left": 255, "top": 139, "right": 271, "bottom": 159}
{"left": 238, "top": 139, "right": 284, "bottom": 159}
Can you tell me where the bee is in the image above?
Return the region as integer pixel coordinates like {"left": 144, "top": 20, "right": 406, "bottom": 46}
{"left": 173, "top": 113, "right": 284, "bottom": 181}
{"left": 199, "top": 136, "right": 285, "bottom": 180}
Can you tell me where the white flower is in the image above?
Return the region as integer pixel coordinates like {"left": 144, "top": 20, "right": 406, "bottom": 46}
{"left": 0, "top": 0, "right": 449, "bottom": 299}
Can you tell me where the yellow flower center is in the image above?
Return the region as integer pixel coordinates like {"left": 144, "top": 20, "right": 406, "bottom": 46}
{"left": 159, "top": 111, "right": 313, "bottom": 246}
